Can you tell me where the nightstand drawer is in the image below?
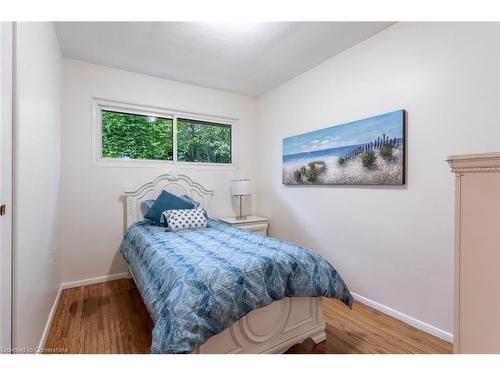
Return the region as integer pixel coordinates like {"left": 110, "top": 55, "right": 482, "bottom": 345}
{"left": 219, "top": 216, "right": 269, "bottom": 236}
{"left": 236, "top": 222, "right": 268, "bottom": 235}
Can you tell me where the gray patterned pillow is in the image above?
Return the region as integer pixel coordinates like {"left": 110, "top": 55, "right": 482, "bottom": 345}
{"left": 162, "top": 207, "right": 208, "bottom": 231}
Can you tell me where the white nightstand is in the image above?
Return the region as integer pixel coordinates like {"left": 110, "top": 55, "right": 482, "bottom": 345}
{"left": 219, "top": 216, "right": 269, "bottom": 236}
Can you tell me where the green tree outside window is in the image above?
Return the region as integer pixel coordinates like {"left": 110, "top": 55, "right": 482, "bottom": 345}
{"left": 176, "top": 118, "right": 231, "bottom": 164}
{"left": 101, "top": 110, "right": 232, "bottom": 164}
{"left": 102, "top": 111, "right": 173, "bottom": 160}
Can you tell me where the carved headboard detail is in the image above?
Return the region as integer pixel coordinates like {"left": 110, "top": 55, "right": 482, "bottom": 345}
{"left": 124, "top": 173, "right": 214, "bottom": 230}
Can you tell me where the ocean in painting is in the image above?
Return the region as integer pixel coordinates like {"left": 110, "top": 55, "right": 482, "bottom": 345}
{"left": 282, "top": 110, "right": 405, "bottom": 185}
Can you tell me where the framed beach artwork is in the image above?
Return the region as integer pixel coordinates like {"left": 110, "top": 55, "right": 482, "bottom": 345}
{"left": 282, "top": 110, "right": 406, "bottom": 185}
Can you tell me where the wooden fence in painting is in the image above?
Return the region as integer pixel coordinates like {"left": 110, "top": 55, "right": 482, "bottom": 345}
{"left": 341, "top": 134, "right": 401, "bottom": 162}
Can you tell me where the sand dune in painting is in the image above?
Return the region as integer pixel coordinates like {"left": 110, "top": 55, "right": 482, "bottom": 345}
{"left": 283, "top": 143, "right": 403, "bottom": 185}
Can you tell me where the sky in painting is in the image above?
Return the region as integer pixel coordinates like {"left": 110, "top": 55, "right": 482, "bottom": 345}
{"left": 283, "top": 110, "right": 404, "bottom": 155}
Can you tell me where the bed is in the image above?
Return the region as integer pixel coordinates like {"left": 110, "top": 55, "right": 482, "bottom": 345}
{"left": 121, "top": 173, "right": 352, "bottom": 354}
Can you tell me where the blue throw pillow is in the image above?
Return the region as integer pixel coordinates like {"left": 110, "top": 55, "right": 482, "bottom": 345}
{"left": 144, "top": 190, "right": 194, "bottom": 225}
{"left": 141, "top": 199, "right": 156, "bottom": 211}
{"left": 179, "top": 194, "right": 201, "bottom": 208}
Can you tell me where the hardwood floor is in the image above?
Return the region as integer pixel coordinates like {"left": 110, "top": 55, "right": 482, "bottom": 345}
{"left": 44, "top": 279, "right": 452, "bottom": 354}
{"left": 45, "top": 279, "right": 153, "bottom": 353}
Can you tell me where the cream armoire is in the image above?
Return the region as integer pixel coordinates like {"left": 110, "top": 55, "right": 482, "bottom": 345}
{"left": 447, "top": 152, "right": 500, "bottom": 354}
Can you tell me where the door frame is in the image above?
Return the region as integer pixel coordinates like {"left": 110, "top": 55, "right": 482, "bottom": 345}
{"left": 0, "top": 21, "right": 13, "bottom": 353}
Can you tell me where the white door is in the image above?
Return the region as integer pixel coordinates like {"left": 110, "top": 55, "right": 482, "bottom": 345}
{"left": 0, "top": 21, "right": 13, "bottom": 353}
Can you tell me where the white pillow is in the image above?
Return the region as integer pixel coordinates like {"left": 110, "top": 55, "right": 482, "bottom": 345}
{"left": 162, "top": 207, "right": 208, "bottom": 231}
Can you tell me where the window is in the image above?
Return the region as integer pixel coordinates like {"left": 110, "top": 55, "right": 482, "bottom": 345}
{"left": 93, "top": 99, "right": 236, "bottom": 168}
{"left": 177, "top": 118, "right": 232, "bottom": 164}
{"left": 102, "top": 111, "right": 173, "bottom": 161}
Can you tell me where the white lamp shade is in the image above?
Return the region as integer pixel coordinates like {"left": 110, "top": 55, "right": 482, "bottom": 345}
{"left": 231, "top": 179, "right": 251, "bottom": 196}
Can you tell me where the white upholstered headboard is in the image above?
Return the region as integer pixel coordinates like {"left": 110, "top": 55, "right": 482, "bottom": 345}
{"left": 124, "top": 173, "right": 214, "bottom": 229}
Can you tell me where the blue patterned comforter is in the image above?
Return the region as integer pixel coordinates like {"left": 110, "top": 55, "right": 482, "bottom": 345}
{"left": 120, "top": 219, "right": 352, "bottom": 353}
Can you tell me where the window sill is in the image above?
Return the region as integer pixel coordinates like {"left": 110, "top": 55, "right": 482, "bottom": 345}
{"left": 93, "top": 157, "right": 237, "bottom": 170}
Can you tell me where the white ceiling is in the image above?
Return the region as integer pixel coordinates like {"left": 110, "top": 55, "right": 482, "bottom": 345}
{"left": 54, "top": 22, "right": 393, "bottom": 97}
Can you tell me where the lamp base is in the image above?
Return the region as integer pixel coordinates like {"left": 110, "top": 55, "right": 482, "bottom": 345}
{"left": 235, "top": 194, "right": 248, "bottom": 222}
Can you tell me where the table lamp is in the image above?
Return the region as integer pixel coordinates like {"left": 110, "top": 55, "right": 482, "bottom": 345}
{"left": 230, "top": 179, "right": 251, "bottom": 220}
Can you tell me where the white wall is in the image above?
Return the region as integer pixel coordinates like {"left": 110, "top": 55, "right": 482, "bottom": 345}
{"left": 14, "top": 22, "right": 62, "bottom": 349}
{"left": 0, "top": 22, "right": 13, "bottom": 351}
{"left": 59, "top": 59, "right": 256, "bottom": 282}
{"left": 255, "top": 22, "right": 500, "bottom": 336}
{"left": 54, "top": 22, "right": 500, "bottom": 340}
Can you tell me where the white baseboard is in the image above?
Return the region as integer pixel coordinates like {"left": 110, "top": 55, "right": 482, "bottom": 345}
{"left": 60, "top": 272, "right": 129, "bottom": 290}
{"left": 37, "top": 284, "right": 63, "bottom": 353}
{"left": 351, "top": 292, "right": 453, "bottom": 343}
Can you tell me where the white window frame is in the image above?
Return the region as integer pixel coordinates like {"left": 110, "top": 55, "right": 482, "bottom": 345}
{"left": 92, "top": 97, "right": 237, "bottom": 169}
